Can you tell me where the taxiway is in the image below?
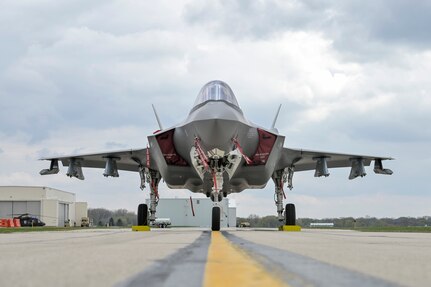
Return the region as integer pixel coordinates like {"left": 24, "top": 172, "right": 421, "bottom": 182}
{"left": 0, "top": 228, "right": 429, "bottom": 287}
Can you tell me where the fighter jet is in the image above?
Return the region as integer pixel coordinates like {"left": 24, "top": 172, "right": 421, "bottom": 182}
{"left": 40, "top": 80, "right": 393, "bottom": 231}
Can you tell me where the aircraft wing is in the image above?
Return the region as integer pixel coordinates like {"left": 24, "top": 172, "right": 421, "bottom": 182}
{"left": 277, "top": 147, "right": 393, "bottom": 178}
{"left": 40, "top": 148, "right": 153, "bottom": 179}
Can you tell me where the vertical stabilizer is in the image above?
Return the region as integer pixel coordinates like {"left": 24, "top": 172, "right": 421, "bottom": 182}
{"left": 152, "top": 104, "right": 164, "bottom": 130}
{"left": 271, "top": 104, "right": 282, "bottom": 129}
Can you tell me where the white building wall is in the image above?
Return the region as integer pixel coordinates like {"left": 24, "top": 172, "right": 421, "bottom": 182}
{"left": 41, "top": 199, "right": 58, "bottom": 226}
{"left": 69, "top": 202, "right": 76, "bottom": 226}
{"left": 0, "top": 186, "right": 45, "bottom": 201}
{"left": 75, "top": 202, "right": 88, "bottom": 226}
{"left": 44, "top": 187, "right": 76, "bottom": 226}
{"left": 0, "top": 186, "right": 86, "bottom": 227}
{"left": 228, "top": 207, "right": 237, "bottom": 227}
{"left": 44, "top": 187, "right": 75, "bottom": 202}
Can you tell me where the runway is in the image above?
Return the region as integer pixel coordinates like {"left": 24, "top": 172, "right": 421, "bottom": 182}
{"left": 0, "top": 228, "right": 429, "bottom": 287}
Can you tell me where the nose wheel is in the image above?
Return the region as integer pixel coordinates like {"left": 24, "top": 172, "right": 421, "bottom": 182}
{"left": 211, "top": 206, "right": 221, "bottom": 231}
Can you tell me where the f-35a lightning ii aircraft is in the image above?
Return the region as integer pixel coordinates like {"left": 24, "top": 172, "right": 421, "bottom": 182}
{"left": 40, "top": 80, "right": 393, "bottom": 231}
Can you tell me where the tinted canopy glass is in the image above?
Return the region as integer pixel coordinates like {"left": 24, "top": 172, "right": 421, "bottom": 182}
{"left": 193, "top": 80, "right": 239, "bottom": 108}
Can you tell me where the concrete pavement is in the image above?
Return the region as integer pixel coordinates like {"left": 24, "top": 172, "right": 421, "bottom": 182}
{"left": 0, "top": 228, "right": 429, "bottom": 287}
{"left": 0, "top": 228, "right": 201, "bottom": 287}
{"left": 231, "top": 229, "right": 431, "bottom": 287}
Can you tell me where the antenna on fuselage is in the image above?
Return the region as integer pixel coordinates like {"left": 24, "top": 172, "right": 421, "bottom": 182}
{"left": 152, "top": 104, "right": 163, "bottom": 131}
{"left": 271, "top": 104, "right": 282, "bottom": 129}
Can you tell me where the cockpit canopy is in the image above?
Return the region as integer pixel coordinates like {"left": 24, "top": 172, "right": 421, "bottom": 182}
{"left": 193, "top": 80, "right": 240, "bottom": 109}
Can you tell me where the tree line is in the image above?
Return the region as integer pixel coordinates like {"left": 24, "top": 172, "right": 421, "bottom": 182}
{"left": 88, "top": 208, "right": 137, "bottom": 227}
{"left": 237, "top": 215, "right": 431, "bottom": 228}
{"left": 88, "top": 208, "right": 431, "bottom": 228}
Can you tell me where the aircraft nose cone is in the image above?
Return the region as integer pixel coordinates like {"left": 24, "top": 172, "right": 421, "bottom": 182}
{"left": 195, "top": 119, "right": 238, "bottom": 153}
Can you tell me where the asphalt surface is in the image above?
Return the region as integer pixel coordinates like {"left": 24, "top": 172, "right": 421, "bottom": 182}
{"left": 0, "top": 228, "right": 202, "bottom": 287}
{"left": 0, "top": 228, "right": 429, "bottom": 287}
{"left": 232, "top": 229, "right": 431, "bottom": 287}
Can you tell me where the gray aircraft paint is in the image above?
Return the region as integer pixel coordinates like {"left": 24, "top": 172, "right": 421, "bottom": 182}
{"left": 40, "top": 80, "right": 392, "bottom": 202}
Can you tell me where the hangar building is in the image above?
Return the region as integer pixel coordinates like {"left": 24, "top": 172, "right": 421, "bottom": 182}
{"left": 147, "top": 198, "right": 236, "bottom": 228}
{"left": 0, "top": 186, "right": 87, "bottom": 227}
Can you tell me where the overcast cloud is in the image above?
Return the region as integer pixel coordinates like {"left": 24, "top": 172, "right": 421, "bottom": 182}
{"left": 0, "top": 0, "right": 430, "bottom": 218}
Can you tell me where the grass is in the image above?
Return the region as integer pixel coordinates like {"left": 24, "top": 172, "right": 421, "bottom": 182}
{"left": 3, "top": 226, "right": 431, "bottom": 233}
{"left": 306, "top": 226, "right": 431, "bottom": 233}
{"left": 0, "top": 227, "right": 78, "bottom": 233}
{"left": 354, "top": 226, "right": 431, "bottom": 233}
{"left": 0, "top": 226, "right": 116, "bottom": 234}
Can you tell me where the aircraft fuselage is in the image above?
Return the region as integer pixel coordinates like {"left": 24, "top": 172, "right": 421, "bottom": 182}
{"left": 148, "top": 100, "right": 285, "bottom": 196}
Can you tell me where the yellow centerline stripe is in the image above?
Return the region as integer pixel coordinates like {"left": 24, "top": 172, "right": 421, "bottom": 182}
{"left": 203, "top": 232, "right": 289, "bottom": 287}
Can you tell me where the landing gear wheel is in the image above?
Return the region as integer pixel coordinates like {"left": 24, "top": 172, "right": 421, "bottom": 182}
{"left": 137, "top": 204, "right": 148, "bottom": 226}
{"left": 211, "top": 206, "right": 221, "bottom": 231}
{"left": 285, "top": 203, "right": 296, "bottom": 226}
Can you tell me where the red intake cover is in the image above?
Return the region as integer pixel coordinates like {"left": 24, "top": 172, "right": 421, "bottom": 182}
{"left": 155, "top": 129, "right": 188, "bottom": 166}
{"left": 250, "top": 129, "right": 277, "bottom": 165}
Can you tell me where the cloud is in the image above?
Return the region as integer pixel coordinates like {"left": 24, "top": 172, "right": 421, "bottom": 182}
{"left": 184, "top": 0, "right": 431, "bottom": 60}
{"left": 184, "top": 1, "right": 329, "bottom": 40}
{"left": 333, "top": 1, "right": 431, "bottom": 47}
{"left": 0, "top": 1, "right": 429, "bottom": 217}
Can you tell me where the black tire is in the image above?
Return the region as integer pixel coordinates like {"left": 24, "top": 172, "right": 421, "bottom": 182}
{"left": 137, "top": 204, "right": 148, "bottom": 226}
{"left": 212, "top": 206, "right": 221, "bottom": 231}
{"left": 285, "top": 203, "right": 296, "bottom": 226}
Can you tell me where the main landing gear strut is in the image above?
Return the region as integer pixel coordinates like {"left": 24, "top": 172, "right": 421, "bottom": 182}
{"left": 136, "top": 162, "right": 161, "bottom": 227}
{"left": 272, "top": 168, "right": 296, "bottom": 226}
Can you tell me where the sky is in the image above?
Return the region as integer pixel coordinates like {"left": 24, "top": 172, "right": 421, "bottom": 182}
{"left": 0, "top": 0, "right": 430, "bottom": 218}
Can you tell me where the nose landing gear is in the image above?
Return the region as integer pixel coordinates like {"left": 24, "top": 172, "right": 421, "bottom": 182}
{"left": 210, "top": 171, "right": 223, "bottom": 231}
